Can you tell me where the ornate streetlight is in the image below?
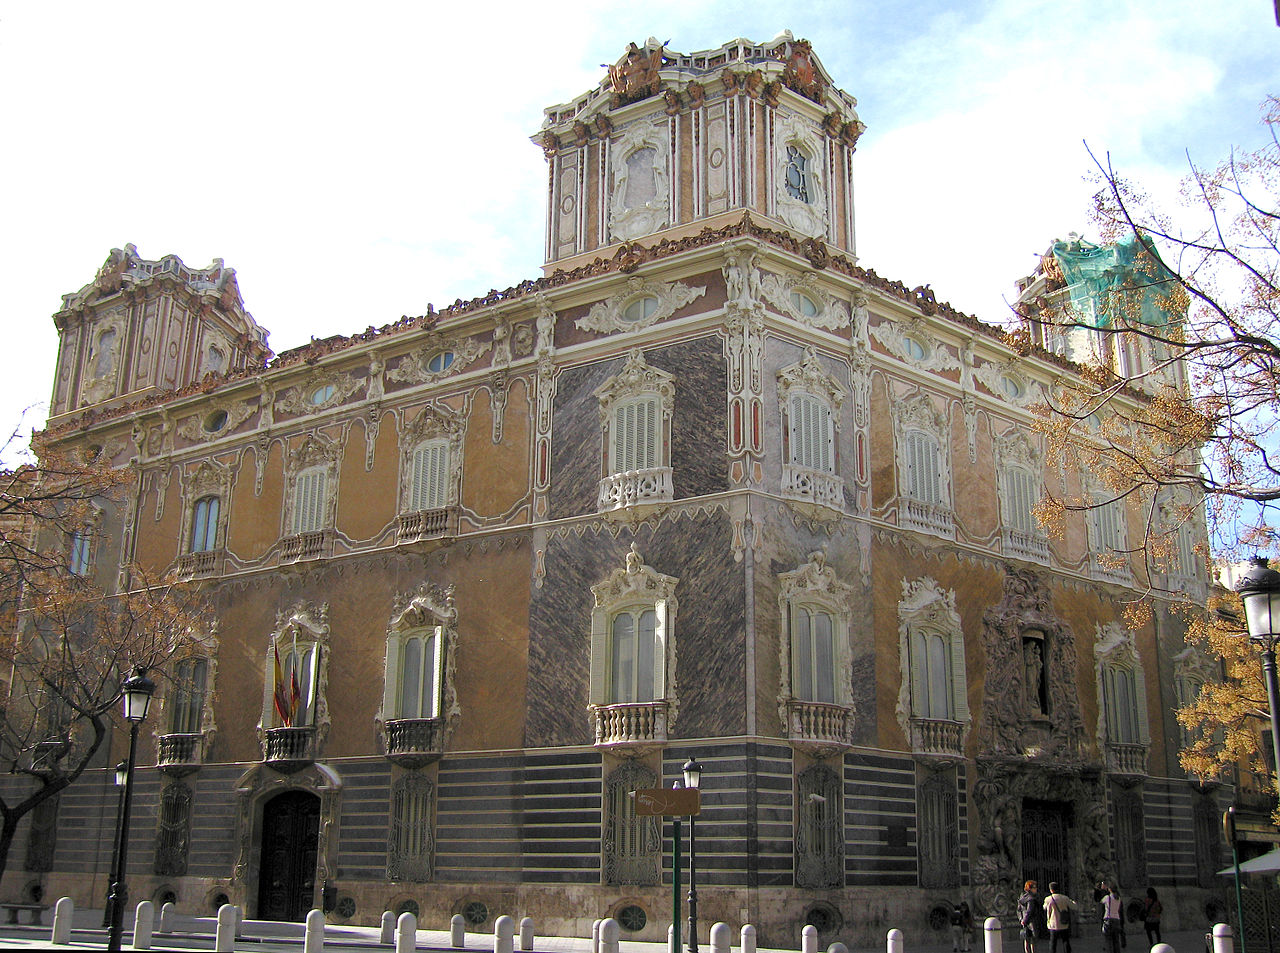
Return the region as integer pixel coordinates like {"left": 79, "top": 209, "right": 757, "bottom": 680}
{"left": 683, "top": 757, "right": 703, "bottom": 953}
{"left": 101, "top": 760, "right": 127, "bottom": 928}
{"left": 1235, "top": 556, "right": 1280, "bottom": 799}
{"left": 106, "top": 667, "right": 155, "bottom": 953}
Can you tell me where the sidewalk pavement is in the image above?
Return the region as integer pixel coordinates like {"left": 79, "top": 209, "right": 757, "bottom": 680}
{"left": 0, "top": 906, "right": 1217, "bottom": 953}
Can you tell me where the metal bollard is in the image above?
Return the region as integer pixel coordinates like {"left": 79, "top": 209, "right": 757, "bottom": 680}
{"left": 741, "top": 924, "right": 757, "bottom": 953}
{"left": 1213, "top": 923, "right": 1234, "bottom": 953}
{"left": 396, "top": 912, "right": 417, "bottom": 953}
{"left": 985, "top": 917, "right": 1003, "bottom": 953}
{"left": 134, "top": 900, "right": 155, "bottom": 950}
{"left": 305, "top": 908, "right": 325, "bottom": 953}
{"left": 829, "top": 945, "right": 849, "bottom": 953}
{"left": 887, "top": 928, "right": 904, "bottom": 953}
{"left": 50, "top": 897, "right": 74, "bottom": 946}
{"left": 215, "top": 903, "right": 237, "bottom": 953}
{"left": 803, "top": 924, "right": 819, "bottom": 953}
{"left": 159, "top": 901, "right": 175, "bottom": 934}
{"left": 495, "top": 915, "right": 516, "bottom": 953}
{"left": 520, "top": 917, "right": 535, "bottom": 951}
{"left": 710, "top": 922, "right": 731, "bottom": 953}
{"left": 381, "top": 911, "right": 396, "bottom": 944}
{"left": 600, "top": 918, "right": 621, "bottom": 953}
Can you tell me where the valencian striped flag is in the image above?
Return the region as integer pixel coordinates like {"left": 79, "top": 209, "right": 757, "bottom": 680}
{"left": 272, "top": 644, "right": 300, "bottom": 726}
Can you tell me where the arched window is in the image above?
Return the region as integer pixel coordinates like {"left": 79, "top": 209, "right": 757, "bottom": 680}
{"left": 68, "top": 531, "right": 92, "bottom": 577}
{"left": 595, "top": 350, "right": 674, "bottom": 512}
{"left": 397, "top": 629, "right": 443, "bottom": 719}
{"left": 904, "top": 430, "right": 942, "bottom": 504}
{"left": 909, "top": 629, "right": 956, "bottom": 720}
{"left": 1003, "top": 467, "right": 1038, "bottom": 536}
{"left": 897, "top": 577, "right": 970, "bottom": 756}
{"left": 409, "top": 440, "right": 450, "bottom": 512}
{"left": 1101, "top": 664, "right": 1140, "bottom": 743}
{"left": 791, "top": 605, "right": 836, "bottom": 704}
{"left": 189, "top": 496, "right": 220, "bottom": 553}
{"left": 1094, "top": 623, "right": 1150, "bottom": 774}
{"left": 291, "top": 466, "right": 327, "bottom": 535}
{"left": 609, "top": 607, "right": 659, "bottom": 703}
{"left": 785, "top": 144, "right": 811, "bottom": 203}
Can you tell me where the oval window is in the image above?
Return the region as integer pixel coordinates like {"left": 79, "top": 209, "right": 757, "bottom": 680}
{"left": 790, "top": 291, "right": 819, "bottom": 317}
{"left": 621, "top": 296, "right": 659, "bottom": 323}
{"left": 310, "top": 384, "right": 336, "bottom": 405}
{"left": 903, "top": 337, "right": 928, "bottom": 360}
{"left": 1000, "top": 374, "right": 1024, "bottom": 399}
{"left": 428, "top": 350, "right": 455, "bottom": 373}
{"left": 204, "top": 410, "right": 229, "bottom": 433}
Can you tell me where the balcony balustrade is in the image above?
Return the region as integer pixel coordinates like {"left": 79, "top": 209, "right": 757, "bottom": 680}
{"left": 263, "top": 725, "right": 318, "bottom": 770}
{"left": 597, "top": 468, "right": 674, "bottom": 512}
{"left": 901, "top": 499, "right": 955, "bottom": 538}
{"left": 280, "top": 531, "right": 330, "bottom": 564}
{"left": 396, "top": 507, "right": 457, "bottom": 545}
{"left": 1003, "top": 529, "right": 1050, "bottom": 565}
{"left": 382, "top": 717, "right": 445, "bottom": 767}
{"left": 157, "top": 732, "right": 204, "bottom": 775}
{"left": 782, "top": 465, "right": 845, "bottom": 511}
{"left": 1105, "top": 741, "right": 1148, "bottom": 776}
{"left": 175, "top": 549, "right": 223, "bottom": 580}
{"left": 590, "top": 701, "right": 668, "bottom": 749}
{"left": 909, "top": 717, "right": 965, "bottom": 757}
{"left": 787, "top": 700, "right": 853, "bottom": 755}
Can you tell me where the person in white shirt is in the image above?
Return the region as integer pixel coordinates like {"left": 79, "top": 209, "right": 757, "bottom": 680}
{"left": 1043, "top": 883, "right": 1078, "bottom": 953}
{"left": 1101, "top": 884, "right": 1124, "bottom": 953}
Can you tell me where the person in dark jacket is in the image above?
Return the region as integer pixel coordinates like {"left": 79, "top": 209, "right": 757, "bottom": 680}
{"left": 1018, "top": 880, "right": 1042, "bottom": 953}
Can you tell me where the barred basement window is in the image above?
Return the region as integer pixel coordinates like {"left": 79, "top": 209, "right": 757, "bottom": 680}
{"left": 23, "top": 795, "right": 59, "bottom": 872}
{"left": 795, "top": 765, "right": 843, "bottom": 888}
{"left": 917, "top": 770, "right": 959, "bottom": 888}
{"left": 1192, "top": 792, "right": 1222, "bottom": 888}
{"left": 387, "top": 774, "right": 435, "bottom": 881}
{"left": 603, "top": 762, "right": 660, "bottom": 885}
{"left": 1110, "top": 782, "right": 1146, "bottom": 886}
{"left": 154, "top": 783, "right": 193, "bottom": 876}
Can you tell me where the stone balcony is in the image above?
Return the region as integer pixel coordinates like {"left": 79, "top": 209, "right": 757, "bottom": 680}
{"left": 262, "top": 726, "right": 318, "bottom": 772}
{"left": 396, "top": 507, "right": 457, "bottom": 545}
{"left": 157, "top": 732, "right": 204, "bottom": 776}
{"left": 597, "top": 468, "right": 673, "bottom": 513}
{"left": 900, "top": 499, "right": 955, "bottom": 539}
{"left": 381, "top": 717, "right": 445, "bottom": 768}
{"left": 909, "top": 717, "right": 965, "bottom": 758}
{"left": 782, "top": 464, "right": 845, "bottom": 511}
{"left": 280, "top": 531, "right": 331, "bottom": 565}
{"left": 174, "top": 549, "right": 223, "bottom": 581}
{"left": 1002, "top": 529, "right": 1050, "bottom": 565}
{"left": 590, "top": 701, "right": 668, "bottom": 750}
{"left": 1105, "top": 741, "right": 1149, "bottom": 776}
{"left": 786, "top": 700, "right": 853, "bottom": 756}
{"left": 1090, "top": 554, "right": 1133, "bottom": 585}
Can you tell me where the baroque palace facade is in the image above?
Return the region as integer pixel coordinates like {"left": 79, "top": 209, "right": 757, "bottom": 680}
{"left": 7, "top": 34, "right": 1237, "bottom": 946}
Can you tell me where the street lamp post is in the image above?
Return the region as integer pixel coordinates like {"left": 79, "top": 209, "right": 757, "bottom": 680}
{"left": 1235, "top": 556, "right": 1280, "bottom": 799}
{"left": 683, "top": 757, "right": 703, "bottom": 953}
{"left": 101, "top": 760, "right": 127, "bottom": 928}
{"left": 106, "top": 667, "right": 155, "bottom": 953}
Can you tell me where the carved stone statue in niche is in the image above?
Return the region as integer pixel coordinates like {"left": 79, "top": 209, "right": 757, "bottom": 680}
{"left": 1022, "top": 635, "right": 1046, "bottom": 715}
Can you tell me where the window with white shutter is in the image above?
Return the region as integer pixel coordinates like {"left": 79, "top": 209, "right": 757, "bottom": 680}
{"left": 291, "top": 467, "right": 327, "bottom": 535}
{"left": 789, "top": 394, "right": 834, "bottom": 473}
{"left": 905, "top": 430, "right": 941, "bottom": 504}
{"left": 1004, "top": 467, "right": 1038, "bottom": 535}
{"left": 611, "top": 398, "right": 658, "bottom": 474}
{"left": 410, "top": 441, "right": 450, "bottom": 512}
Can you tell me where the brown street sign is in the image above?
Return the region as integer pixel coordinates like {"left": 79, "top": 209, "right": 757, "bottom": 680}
{"left": 633, "top": 787, "right": 701, "bottom": 816}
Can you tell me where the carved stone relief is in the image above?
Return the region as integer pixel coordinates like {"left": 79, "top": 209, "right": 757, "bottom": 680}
{"left": 609, "top": 122, "right": 670, "bottom": 242}
{"left": 389, "top": 333, "right": 491, "bottom": 385}
{"left": 759, "top": 272, "right": 850, "bottom": 330}
{"left": 773, "top": 113, "right": 828, "bottom": 239}
{"left": 575, "top": 277, "right": 706, "bottom": 335}
{"left": 397, "top": 402, "right": 466, "bottom": 512}
{"left": 274, "top": 371, "right": 363, "bottom": 417}
{"left": 870, "top": 317, "right": 961, "bottom": 374}
{"left": 176, "top": 398, "right": 256, "bottom": 443}
{"left": 974, "top": 358, "right": 1045, "bottom": 409}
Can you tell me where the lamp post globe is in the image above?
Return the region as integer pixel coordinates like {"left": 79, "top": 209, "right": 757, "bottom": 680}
{"left": 1236, "top": 556, "right": 1280, "bottom": 801}
{"left": 107, "top": 667, "right": 155, "bottom": 953}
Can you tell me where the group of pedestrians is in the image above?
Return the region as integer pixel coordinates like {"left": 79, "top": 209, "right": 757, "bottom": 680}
{"left": 1015, "top": 879, "right": 1163, "bottom": 953}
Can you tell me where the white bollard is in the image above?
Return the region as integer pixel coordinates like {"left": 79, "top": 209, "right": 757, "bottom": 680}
{"left": 593, "top": 918, "right": 603, "bottom": 953}
{"left": 305, "top": 908, "right": 325, "bottom": 953}
{"left": 381, "top": 911, "right": 396, "bottom": 944}
{"left": 741, "top": 924, "right": 757, "bottom": 953}
{"left": 984, "top": 917, "right": 1003, "bottom": 953}
{"left": 1213, "top": 923, "right": 1234, "bottom": 953}
{"left": 235, "top": 904, "right": 245, "bottom": 939}
{"left": 159, "top": 901, "right": 175, "bottom": 934}
{"left": 803, "top": 924, "right": 819, "bottom": 953}
{"left": 134, "top": 900, "right": 155, "bottom": 950}
{"left": 495, "top": 915, "right": 516, "bottom": 953}
{"left": 452, "top": 913, "right": 467, "bottom": 947}
{"left": 711, "top": 922, "right": 731, "bottom": 953}
{"left": 600, "top": 919, "right": 621, "bottom": 953}
{"left": 887, "top": 928, "right": 904, "bottom": 953}
{"left": 669, "top": 924, "right": 676, "bottom": 953}
{"left": 396, "top": 912, "right": 417, "bottom": 953}
{"left": 215, "top": 903, "right": 237, "bottom": 953}
{"left": 520, "top": 917, "right": 535, "bottom": 951}
{"left": 50, "top": 897, "right": 73, "bottom": 945}
{"left": 1152, "top": 944, "right": 1175, "bottom": 953}
{"left": 829, "top": 945, "right": 849, "bottom": 953}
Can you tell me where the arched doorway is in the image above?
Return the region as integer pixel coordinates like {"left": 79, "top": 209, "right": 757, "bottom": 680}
{"left": 257, "top": 791, "right": 320, "bottom": 921}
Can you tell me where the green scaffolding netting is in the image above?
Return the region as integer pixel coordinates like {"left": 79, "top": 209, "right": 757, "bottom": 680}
{"left": 1051, "top": 234, "right": 1180, "bottom": 327}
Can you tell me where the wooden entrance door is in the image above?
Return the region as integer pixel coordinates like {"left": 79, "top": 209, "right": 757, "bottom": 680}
{"left": 257, "top": 791, "right": 320, "bottom": 921}
{"left": 1021, "top": 800, "right": 1071, "bottom": 895}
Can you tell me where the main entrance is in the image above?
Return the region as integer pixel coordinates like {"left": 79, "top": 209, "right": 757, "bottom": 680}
{"left": 1021, "top": 799, "right": 1071, "bottom": 893}
{"left": 257, "top": 791, "right": 320, "bottom": 921}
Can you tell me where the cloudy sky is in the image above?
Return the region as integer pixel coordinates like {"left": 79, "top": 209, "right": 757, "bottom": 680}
{"left": 1, "top": 0, "right": 1275, "bottom": 452}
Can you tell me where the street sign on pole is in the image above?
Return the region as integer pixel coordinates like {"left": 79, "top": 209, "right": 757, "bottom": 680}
{"left": 633, "top": 788, "right": 701, "bottom": 816}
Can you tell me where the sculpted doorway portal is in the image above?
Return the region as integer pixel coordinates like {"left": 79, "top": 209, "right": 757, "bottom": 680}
{"left": 257, "top": 791, "right": 320, "bottom": 921}
{"left": 1021, "top": 800, "right": 1071, "bottom": 895}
